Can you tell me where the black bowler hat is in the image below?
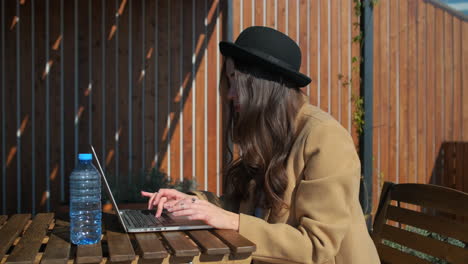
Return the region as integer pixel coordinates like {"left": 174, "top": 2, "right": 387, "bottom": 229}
{"left": 219, "top": 26, "right": 311, "bottom": 88}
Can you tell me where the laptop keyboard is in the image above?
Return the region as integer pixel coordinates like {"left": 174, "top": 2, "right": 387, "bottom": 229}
{"left": 124, "top": 210, "right": 175, "bottom": 228}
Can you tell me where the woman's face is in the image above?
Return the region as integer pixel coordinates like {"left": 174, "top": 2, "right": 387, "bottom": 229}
{"left": 225, "top": 58, "right": 240, "bottom": 112}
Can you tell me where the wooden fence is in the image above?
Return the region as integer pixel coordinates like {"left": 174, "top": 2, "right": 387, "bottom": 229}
{"left": 0, "top": 0, "right": 227, "bottom": 215}
{"left": 233, "top": 0, "right": 361, "bottom": 140}
{"left": 372, "top": 0, "right": 468, "bottom": 214}
{"left": 0, "top": 0, "right": 362, "bottom": 215}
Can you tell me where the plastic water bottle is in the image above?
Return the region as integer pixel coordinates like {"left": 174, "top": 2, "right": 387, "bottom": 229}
{"left": 70, "top": 153, "right": 102, "bottom": 245}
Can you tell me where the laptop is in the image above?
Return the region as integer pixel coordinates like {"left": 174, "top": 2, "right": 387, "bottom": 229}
{"left": 90, "top": 145, "right": 213, "bottom": 232}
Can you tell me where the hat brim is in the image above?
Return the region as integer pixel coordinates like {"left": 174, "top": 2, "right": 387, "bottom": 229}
{"left": 219, "top": 41, "right": 311, "bottom": 87}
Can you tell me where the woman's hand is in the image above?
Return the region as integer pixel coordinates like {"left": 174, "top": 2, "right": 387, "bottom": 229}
{"left": 168, "top": 197, "right": 240, "bottom": 230}
{"left": 140, "top": 189, "right": 195, "bottom": 218}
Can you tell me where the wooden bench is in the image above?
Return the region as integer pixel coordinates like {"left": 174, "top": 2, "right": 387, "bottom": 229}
{"left": 372, "top": 182, "right": 468, "bottom": 264}
{"left": 0, "top": 212, "right": 256, "bottom": 264}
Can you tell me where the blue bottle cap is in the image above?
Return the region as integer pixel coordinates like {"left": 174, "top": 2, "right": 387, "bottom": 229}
{"left": 78, "top": 153, "right": 93, "bottom": 161}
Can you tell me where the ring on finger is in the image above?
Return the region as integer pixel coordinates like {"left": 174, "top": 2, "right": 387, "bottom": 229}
{"left": 191, "top": 197, "right": 197, "bottom": 203}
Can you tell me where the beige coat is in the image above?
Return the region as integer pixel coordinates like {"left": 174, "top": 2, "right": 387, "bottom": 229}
{"left": 192, "top": 103, "right": 380, "bottom": 264}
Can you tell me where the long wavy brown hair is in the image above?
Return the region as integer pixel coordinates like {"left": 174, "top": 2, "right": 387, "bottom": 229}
{"left": 221, "top": 59, "right": 305, "bottom": 216}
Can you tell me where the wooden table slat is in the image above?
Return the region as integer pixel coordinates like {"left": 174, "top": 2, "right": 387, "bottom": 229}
{"left": 187, "top": 230, "right": 230, "bottom": 255}
{"left": 161, "top": 232, "right": 200, "bottom": 257}
{"left": 104, "top": 213, "right": 136, "bottom": 263}
{"left": 76, "top": 242, "right": 102, "bottom": 264}
{"left": 6, "top": 213, "right": 54, "bottom": 264}
{"left": 0, "top": 215, "right": 7, "bottom": 227}
{"left": 134, "top": 233, "right": 168, "bottom": 259}
{"left": 213, "top": 230, "right": 256, "bottom": 254}
{"left": 0, "top": 214, "right": 31, "bottom": 260}
{"left": 40, "top": 220, "right": 71, "bottom": 264}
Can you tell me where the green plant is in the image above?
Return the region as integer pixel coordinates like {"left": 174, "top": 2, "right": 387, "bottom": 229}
{"left": 338, "top": 0, "right": 379, "bottom": 136}
{"left": 382, "top": 225, "right": 466, "bottom": 263}
{"left": 351, "top": 94, "right": 365, "bottom": 135}
{"left": 104, "top": 168, "right": 198, "bottom": 203}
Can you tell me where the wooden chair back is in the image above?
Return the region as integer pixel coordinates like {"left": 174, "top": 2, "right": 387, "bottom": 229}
{"left": 372, "top": 182, "right": 468, "bottom": 264}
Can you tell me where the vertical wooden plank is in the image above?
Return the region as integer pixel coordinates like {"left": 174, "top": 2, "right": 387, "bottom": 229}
{"left": 243, "top": 0, "right": 253, "bottom": 30}
{"left": 319, "top": 0, "right": 329, "bottom": 113}
{"left": 91, "top": 0, "right": 103, "bottom": 174}
{"left": 144, "top": 0, "right": 156, "bottom": 172}
{"left": 266, "top": 0, "right": 275, "bottom": 28}
{"left": 182, "top": 0, "right": 193, "bottom": 181}
{"left": 444, "top": 143, "right": 454, "bottom": 188}
{"left": 426, "top": 4, "right": 436, "bottom": 184}
{"left": 170, "top": 0, "right": 181, "bottom": 183}
{"left": 233, "top": 0, "right": 240, "bottom": 39}
{"left": 340, "top": 0, "right": 350, "bottom": 129}
{"left": 49, "top": 0, "right": 62, "bottom": 213}
{"left": 309, "top": 0, "right": 318, "bottom": 106}
{"left": 398, "top": 0, "right": 408, "bottom": 187}
{"left": 462, "top": 20, "right": 468, "bottom": 142}
{"left": 35, "top": 0, "right": 47, "bottom": 213}
{"left": 452, "top": 18, "right": 461, "bottom": 141}
{"left": 77, "top": 0, "right": 89, "bottom": 160}
{"left": 372, "top": 0, "right": 380, "bottom": 213}
{"left": 455, "top": 142, "right": 463, "bottom": 196}
{"left": 0, "top": 0, "right": 3, "bottom": 215}
{"left": 254, "top": 0, "right": 263, "bottom": 26}
{"left": 388, "top": 0, "right": 399, "bottom": 185}
{"left": 329, "top": 0, "right": 339, "bottom": 120}
{"left": 207, "top": 0, "right": 218, "bottom": 193}
{"left": 379, "top": 0, "right": 389, "bottom": 194}
{"left": 276, "top": 0, "right": 286, "bottom": 34}
{"left": 19, "top": 0, "right": 33, "bottom": 214}
{"left": 464, "top": 144, "right": 468, "bottom": 196}
{"left": 131, "top": 0, "right": 143, "bottom": 181}
{"left": 444, "top": 12, "right": 454, "bottom": 142}
{"left": 117, "top": 0, "right": 129, "bottom": 182}
{"left": 157, "top": 0, "right": 169, "bottom": 178}
{"left": 287, "top": 0, "right": 297, "bottom": 43}
{"left": 434, "top": 8, "right": 444, "bottom": 185}
{"left": 408, "top": 0, "right": 417, "bottom": 186}
{"left": 62, "top": 0, "right": 76, "bottom": 203}
{"left": 218, "top": 0, "right": 226, "bottom": 195}
{"left": 417, "top": 0, "right": 427, "bottom": 185}
{"left": 104, "top": 0, "right": 117, "bottom": 178}
{"left": 298, "top": 0, "right": 307, "bottom": 93}
{"left": 4, "top": 0, "right": 18, "bottom": 214}
{"left": 195, "top": 0, "right": 207, "bottom": 189}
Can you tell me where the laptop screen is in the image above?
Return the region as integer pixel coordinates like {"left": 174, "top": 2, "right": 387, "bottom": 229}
{"left": 90, "top": 145, "right": 121, "bottom": 214}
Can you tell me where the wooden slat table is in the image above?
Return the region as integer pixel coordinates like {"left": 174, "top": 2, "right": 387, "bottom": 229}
{"left": 0, "top": 213, "right": 256, "bottom": 264}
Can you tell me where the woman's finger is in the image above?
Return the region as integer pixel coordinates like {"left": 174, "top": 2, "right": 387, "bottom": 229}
{"left": 140, "top": 191, "right": 154, "bottom": 197}
{"left": 148, "top": 192, "right": 159, "bottom": 209}
{"left": 156, "top": 197, "right": 168, "bottom": 218}
{"left": 152, "top": 189, "right": 170, "bottom": 207}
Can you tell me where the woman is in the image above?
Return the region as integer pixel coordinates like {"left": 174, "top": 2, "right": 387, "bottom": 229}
{"left": 141, "top": 26, "right": 380, "bottom": 264}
